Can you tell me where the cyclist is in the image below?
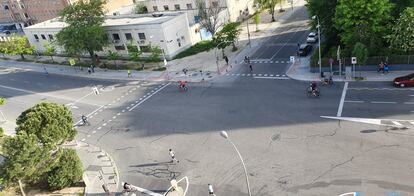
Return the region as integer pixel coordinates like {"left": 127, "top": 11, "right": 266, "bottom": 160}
{"left": 179, "top": 80, "right": 186, "bottom": 89}
{"left": 310, "top": 81, "right": 317, "bottom": 92}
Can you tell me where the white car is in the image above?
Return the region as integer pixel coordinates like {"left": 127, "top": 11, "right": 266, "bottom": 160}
{"left": 306, "top": 32, "right": 318, "bottom": 43}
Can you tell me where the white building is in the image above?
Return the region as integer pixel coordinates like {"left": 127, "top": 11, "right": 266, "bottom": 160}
{"left": 23, "top": 12, "right": 194, "bottom": 60}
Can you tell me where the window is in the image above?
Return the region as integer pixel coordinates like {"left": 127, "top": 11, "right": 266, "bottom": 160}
{"left": 186, "top": 3, "right": 192, "bottom": 9}
{"left": 138, "top": 33, "right": 146, "bottom": 40}
{"left": 125, "top": 33, "right": 133, "bottom": 41}
{"left": 112, "top": 33, "right": 120, "bottom": 40}
{"left": 174, "top": 4, "right": 180, "bottom": 10}
{"left": 163, "top": 5, "right": 169, "bottom": 11}
{"left": 212, "top": 1, "right": 219, "bottom": 7}
{"left": 34, "top": 34, "right": 39, "bottom": 41}
{"left": 48, "top": 34, "right": 53, "bottom": 40}
{"left": 153, "top": 6, "right": 158, "bottom": 11}
{"left": 41, "top": 34, "right": 46, "bottom": 40}
{"left": 115, "top": 45, "right": 125, "bottom": 50}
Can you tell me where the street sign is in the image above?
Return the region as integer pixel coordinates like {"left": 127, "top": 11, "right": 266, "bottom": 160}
{"left": 92, "top": 86, "right": 100, "bottom": 95}
{"left": 337, "top": 45, "right": 341, "bottom": 61}
{"left": 351, "top": 57, "right": 357, "bottom": 65}
{"left": 290, "top": 56, "right": 295, "bottom": 62}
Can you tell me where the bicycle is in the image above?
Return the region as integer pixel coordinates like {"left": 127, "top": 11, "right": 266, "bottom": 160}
{"left": 306, "top": 87, "right": 320, "bottom": 98}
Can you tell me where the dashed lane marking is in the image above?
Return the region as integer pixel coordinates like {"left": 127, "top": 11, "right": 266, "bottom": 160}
{"left": 253, "top": 76, "right": 290, "bottom": 80}
{"left": 348, "top": 87, "right": 414, "bottom": 91}
{"left": 371, "top": 101, "right": 397, "bottom": 104}
{"left": 344, "top": 100, "right": 365, "bottom": 103}
{"left": 129, "top": 83, "right": 171, "bottom": 112}
{"left": 97, "top": 127, "right": 102, "bottom": 130}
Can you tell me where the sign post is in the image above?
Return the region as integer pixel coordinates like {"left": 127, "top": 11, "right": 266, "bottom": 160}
{"left": 351, "top": 57, "right": 357, "bottom": 79}
{"left": 337, "top": 46, "right": 341, "bottom": 79}
{"left": 329, "top": 58, "right": 334, "bottom": 74}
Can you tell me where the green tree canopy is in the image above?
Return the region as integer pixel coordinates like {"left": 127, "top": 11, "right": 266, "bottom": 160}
{"left": 255, "top": 0, "right": 281, "bottom": 22}
{"left": 389, "top": 0, "right": 414, "bottom": 18}
{"left": 57, "top": 0, "right": 108, "bottom": 64}
{"left": 334, "top": 0, "right": 393, "bottom": 52}
{"left": 2, "top": 35, "right": 34, "bottom": 59}
{"left": 388, "top": 7, "right": 414, "bottom": 53}
{"left": 352, "top": 42, "right": 369, "bottom": 65}
{"left": 149, "top": 46, "right": 162, "bottom": 61}
{"left": 306, "top": 0, "right": 340, "bottom": 49}
{"left": 134, "top": 2, "right": 148, "bottom": 14}
{"left": 47, "top": 149, "right": 83, "bottom": 190}
{"left": 16, "top": 102, "right": 76, "bottom": 148}
{"left": 213, "top": 22, "right": 241, "bottom": 50}
{"left": 43, "top": 43, "right": 56, "bottom": 62}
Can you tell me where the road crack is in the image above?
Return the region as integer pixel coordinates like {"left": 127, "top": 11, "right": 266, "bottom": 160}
{"left": 312, "top": 156, "right": 354, "bottom": 182}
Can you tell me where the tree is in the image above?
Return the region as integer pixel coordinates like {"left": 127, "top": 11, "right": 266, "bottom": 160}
{"left": 352, "top": 42, "right": 369, "bottom": 66}
{"left": 149, "top": 46, "right": 162, "bottom": 61}
{"left": 43, "top": 43, "right": 56, "bottom": 63}
{"left": 306, "top": 0, "right": 340, "bottom": 50}
{"left": 389, "top": 0, "right": 414, "bottom": 19}
{"left": 388, "top": 7, "right": 414, "bottom": 53}
{"left": 127, "top": 44, "right": 141, "bottom": 62}
{"left": 107, "top": 50, "right": 120, "bottom": 69}
{"left": 255, "top": 0, "right": 281, "bottom": 22}
{"left": 3, "top": 35, "right": 34, "bottom": 59}
{"left": 334, "top": 0, "right": 393, "bottom": 52}
{"left": 0, "top": 97, "right": 6, "bottom": 122}
{"left": 213, "top": 22, "right": 241, "bottom": 51}
{"left": 47, "top": 149, "right": 83, "bottom": 190}
{"left": 16, "top": 102, "right": 76, "bottom": 148}
{"left": 56, "top": 0, "right": 108, "bottom": 65}
{"left": 196, "top": 0, "right": 225, "bottom": 36}
{"left": 134, "top": 2, "right": 148, "bottom": 14}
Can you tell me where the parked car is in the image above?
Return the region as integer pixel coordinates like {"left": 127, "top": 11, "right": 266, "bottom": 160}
{"left": 298, "top": 44, "right": 312, "bottom": 56}
{"left": 306, "top": 32, "right": 318, "bottom": 43}
{"left": 393, "top": 73, "right": 414, "bottom": 87}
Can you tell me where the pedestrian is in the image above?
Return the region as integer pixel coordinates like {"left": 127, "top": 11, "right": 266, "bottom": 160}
{"left": 127, "top": 69, "right": 131, "bottom": 77}
{"left": 183, "top": 68, "right": 188, "bottom": 76}
{"left": 224, "top": 56, "right": 229, "bottom": 65}
{"left": 43, "top": 66, "right": 48, "bottom": 75}
{"left": 169, "top": 149, "right": 179, "bottom": 163}
{"left": 249, "top": 64, "right": 253, "bottom": 72}
{"left": 88, "top": 67, "right": 91, "bottom": 74}
{"left": 244, "top": 56, "right": 248, "bottom": 64}
{"left": 378, "top": 61, "right": 384, "bottom": 73}
{"left": 95, "top": 54, "right": 100, "bottom": 65}
{"left": 90, "top": 65, "right": 95, "bottom": 73}
{"left": 384, "top": 62, "right": 389, "bottom": 74}
{"left": 141, "top": 63, "right": 145, "bottom": 70}
{"left": 208, "top": 184, "right": 215, "bottom": 195}
{"left": 247, "top": 56, "right": 250, "bottom": 64}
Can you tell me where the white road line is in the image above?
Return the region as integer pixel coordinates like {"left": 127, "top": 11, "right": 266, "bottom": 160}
{"left": 392, "top": 121, "right": 403, "bottom": 126}
{"left": 258, "top": 74, "right": 262, "bottom": 76}
{"left": 344, "top": 100, "right": 365, "bottom": 103}
{"left": 129, "top": 83, "right": 171, "bottom": 112}
{"left": 97, "top": 127, "right": 102, "bottom": 130}
{"left": 337, "top": 82, "right": 348, "bottom": 117}
{"left": 73, "top": 105, "right": 105, "bottom": 126}
{"left": 122, "top": 110, "right": 126, "bottom": 112}
{"left": 371, "top": 101, "right": 397, "bottom": 104}
{"left": 66, "top": 91, "right": 94, "bottom": 106}
{"left": 236, "top": 74, "right": 240, "bottom": 76}
{"left": 275, "top": 61, "right": 279, "bottom": 63}
{"left": 264, "top": 74, "right": 268, "bottom": 76}
{"left": 231, "top": 74, "right": 236, "bottom": 76}
{"left": 102, "top": 123, "right": 107, "bottom": 126}
{"left": 282, "top": 75, "right": 286, "bottom": 77}
{"left": 108, "top": 120, "right": 112, "bottom": 122}
{"left": 87, "top": 134, "right": 91, "bottom": 137}
{"left": 270, "top": 74, "right": 274, "bottom": 77}
{"left": 276, "top": 75, "right": 280, "bottom": 77}
{"left": 226, "top": 74, "right": 230, "bottom": 76}
{"left": 252, "top": 74, "right": 256, "bottom": 76}
{"left": 242, "top": 74, "right": 245, "bottom": 76}
{"left": 135, "top": 100, "right": 139, "bottom": 103}
{"left": 121, "top": 95, "right": 124, "bottom": 98}
{"left": 117, "top": 98, "right": 121, "bottom": 101}
{"left": 126, "top": 106, "right": 130, "bottom": 109}
{"left": 130, "top": 103, "right": 134, "bottom": 106}
{"left": 81, "top": 138, "right": 86, "bottom": 141}
{"left": 410, "top": 121, "right": 414, "bottom": 125}
{"left": 247, "top": 74, "right": 251, "bottom": 76}
{"left": 281, "top": 61, "right": 285, "bottom": 63}
{"left": 99, "top": 109, "right": 103, "bottom": 112}
{"left": 92, "top": 130, "right": 96, "bottom": 133}
{"left": 112, "top": 116, "right": 117, "bottom": 119}
{"left": 89, "top": 116, "right": 94, "bottom": 119}
{"left": 404, "top": 102, "right": 414, "bottom": 104}
{"left": 253, "top": 76, "right": 290, "bottom": 80}
{"left": 117, "top": 113, "right": 121, "bottom": 116}
{"left": 104, "top": 106, "right": 108, "bottom": 109}
{"left": 108, "top": 103, "right": 112, "bottom": 106}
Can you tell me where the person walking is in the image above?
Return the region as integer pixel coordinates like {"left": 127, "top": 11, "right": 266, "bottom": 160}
{"left": 127, "top": 69, "right": 131, "bottom": 77}
{"left": 378, "top": 61, "right": 384, "bottom": 73}
{"left": 88, "top": 67, "right": 91, "bottom": 74}
{"left": 141, "top": 63, "right": 145, "bottom": 70}
{"left": 169, "top": 149, "right": 179, "bottom": 163}
{"left": 249, "top": 64, "right": 253, "bottom": 72}
{"left": 43, "top": 66, "right": 48, "bottom": 75}
{"left": 384, "top": 62, "right": 389, "bottom": 74}
{"left": 208, "top": 184, "right": 215, "bottom": 195}
{"left": 247, "top": 56, "right": 251, "bottom": 64}
{"left": 224, "top": 56, "right": 229, "bottom": 65}
{"left": 183, "top": 68, "right": 188, "bottom": 76}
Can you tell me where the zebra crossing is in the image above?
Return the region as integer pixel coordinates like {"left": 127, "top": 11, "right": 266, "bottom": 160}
{"left": 224, "top": 73, "right": 290, "bottom": 79}
{"left": 249, "top": 60, "right": 291, "bottom": 64}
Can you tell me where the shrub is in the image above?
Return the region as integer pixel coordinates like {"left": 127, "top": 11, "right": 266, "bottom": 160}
{"left": 47, "top": 149, "right": 83, "bottom": 191}
{"left": 174, "top": 40, "right": 215, "bottom": 59}
{"left": 0, "top": 127, "right": 3, "bottom": 137}
{"left": 152, "top": 67, "right": 166, "bottom": 71}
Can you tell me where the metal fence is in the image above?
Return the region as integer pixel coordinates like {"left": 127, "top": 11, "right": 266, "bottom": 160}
{"left": 311, "top": 55, "right": 414, "bottom": 67}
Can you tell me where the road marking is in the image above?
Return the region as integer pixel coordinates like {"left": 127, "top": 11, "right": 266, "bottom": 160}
{"left": 99, "top": 109, "right": 103, "bottom": 112}
{"left": 371, "top": 101, "right": 397, "bottom": 104}
{"left": 89, "top": 116, "right": 94, "bottom": 119}
{"left": 392, "top": 121, "right": 403, "bottom": 126}
{"left": 258, "top": 74, "right": 262, "bottom": 76}
{"left": 242, "top": 74, "right": 245, "bottom": 76}
{"left": 275, "top": 61, "right": 279, "bottom": 63}
{"left": 337, "top": 82, "right": 348, "bottom": 117}
{"left": 130, "top": 103, "right": 134, "bottom": 106}
{"left": 122, "top": 110, "right": 126, "bottom": 112}
{"left": 112, "top": 116, "right": 117, "bottom": 119}
{"left": 404, "top": 102, "right": 414, "bottom": 104}
{"left": 270, "top": 74, "right": 274, "bottom": 77}
{"left": 117, "top": 98, "right": 121, "bottom": 101}
{"left": 117, "top": 113, "right": 121, "bottom": 116}
{"left": 226, "top": 74, "right": 230, "bottom": 76}
{"left": 103, "top": 123, "right": 107, "bottom": 126}
{"left": 73, "top": 105, "right": 105, "bottom": 126}
{"left": 108, "top": 120, "right": 112, "bottom": 122}
{"left": 264, "top": 74, "right": 268, "bottom": 76}
{"left": 97, "top": 127, "right": 102, "bottom": 130}
{"left": 126, "top": 106, "right": 130, "bottom": 109}
{"left": 344, "top": 100, "right": 365, "bottom": 103}
{"left": 104, "top": 106, "right": 108, "bottom": 109}
{"left": 92, "top": 131, "right": 96, "bottom": 133}
{"left": 247, "top": 74, "right": 251, "bottom": 76}
{"left": 253, "top": 76, "right": 290, "bottom": 80}
{"left": 135, "top": 100, "right": 139, "bottom": 103}
{"left": 87, "top": 134, "right": 91, "bottom": 137}
{"left": 81, "top": 138, "right": 86, "bottom": 141}
{"left": 129, "top": 83, "right": 171, "bottom": 112}
{"left": 108, "top": 103, "right": 112, "bottom": 106}
{"left": 121, "top": 95, "right": 124, "bottom": 98}
{"left": 252, "top": 74, "right": 256, "bottom": 76}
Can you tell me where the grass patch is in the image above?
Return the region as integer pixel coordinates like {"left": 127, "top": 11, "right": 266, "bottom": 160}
{"left": 174, "top": 40, "right": 215, "bottom": 59}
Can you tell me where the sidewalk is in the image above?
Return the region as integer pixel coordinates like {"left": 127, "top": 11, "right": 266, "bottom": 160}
{"left": 286, "top": 56, "right": 414, "bottom": 82}
{"left": 64, "top": 140, "right": 119, "bottom": 196}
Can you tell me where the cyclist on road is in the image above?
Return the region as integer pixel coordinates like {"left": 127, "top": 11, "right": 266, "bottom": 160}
{"left": 81, "top": 115, "right": 89, "bottom": 125}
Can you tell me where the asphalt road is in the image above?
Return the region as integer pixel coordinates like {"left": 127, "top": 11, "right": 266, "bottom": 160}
{"left": 2, "top": 5, "right": 414, "bottom": 196}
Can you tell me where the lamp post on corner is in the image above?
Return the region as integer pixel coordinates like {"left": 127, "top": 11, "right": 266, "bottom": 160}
{"left": 312, "top": 15, "right": 322, "bottom": 78}
{"left": 219, "top": 130, "right": 252, "bottom": 196}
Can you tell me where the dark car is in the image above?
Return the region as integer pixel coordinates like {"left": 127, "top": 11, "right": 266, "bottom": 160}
{"left": 393, "top": 73, "right": 414, "bottom": 87}
{"left": 298, "top": 44, "right": 312, "bottom": 56}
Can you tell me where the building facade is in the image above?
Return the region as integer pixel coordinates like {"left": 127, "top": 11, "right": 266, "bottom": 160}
{"left": 23, "top": 12, "right": 192, "bottom": 60}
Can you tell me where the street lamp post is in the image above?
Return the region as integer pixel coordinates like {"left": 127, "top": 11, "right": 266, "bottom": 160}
{"left": 244, "top": 0, "right": 255, "bottom": 48}
{"left": 220, "top": 130, "right": 252, "bottom": 196}
{"left": 312, "top": 15, "right": 322, "bottom": 78}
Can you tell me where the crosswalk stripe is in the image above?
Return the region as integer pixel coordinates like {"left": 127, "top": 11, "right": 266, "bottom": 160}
{"left": 264, "top": 74, "right": 268, "bottom": 76}
{"left": 242, "top": 74, "right": 245, "bottom": 76}
{"left": 275, "top": 61, "right": 279, "bottom": 63}
{"left": 270, "top": 61, "right": 274, "bottom": 63}
{"left": 392, "top": 121, "right": 403, "bottom": 126}
{"left": 281, "top": 61, "right": 285, "bottom": 63}
{"left": 258, "top": 74, "right": 262, "bottom": 76}
{"left": 270, "top": 74, "right": 274, "bottom": 77}
{"left": 282, "top": 75, "right": 286, "bottom": 77}
{"left": 247, "top": 74, "right": 251, "bottom": 76}
{"left": 253, "top": 74, "right": 256, "bottom": 76}
{"left": 276, "top": 75, "right": 280, "bottom": 77}
{"left": 236, "top": 74, "right": 240, "bottom": 76}
{"left": 231, "top": 74, "right": 235, "bottom": 76}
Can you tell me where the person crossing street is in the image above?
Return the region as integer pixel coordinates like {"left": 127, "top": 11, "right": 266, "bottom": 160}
{"left": 169, "top": 149, "right": 179, "bottom": 163}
